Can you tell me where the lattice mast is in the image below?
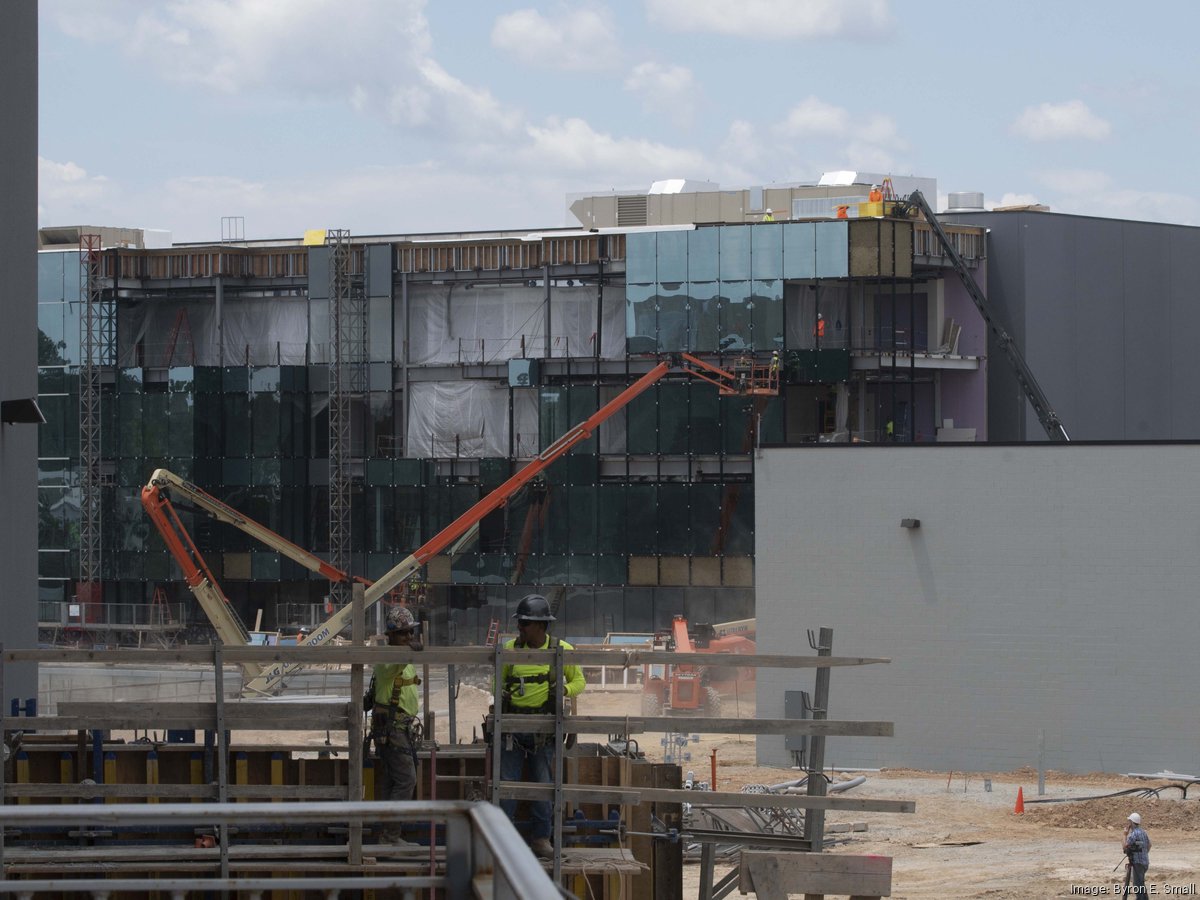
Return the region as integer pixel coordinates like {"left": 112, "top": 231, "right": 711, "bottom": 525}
{"left": 326, "top": 230, "right": 367, "bottom": 607}
{"left": 78, "top": 234, "right": 113, "bottom": 602}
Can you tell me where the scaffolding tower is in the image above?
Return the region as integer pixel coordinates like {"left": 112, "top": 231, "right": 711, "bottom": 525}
{"left": 78, "top": 234, "right": 113, "bottom": 610}
{"left": 326, "top": 230, "right": 366, "bottom": 608}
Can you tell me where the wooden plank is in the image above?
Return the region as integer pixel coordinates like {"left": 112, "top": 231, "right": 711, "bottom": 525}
{"left": 3, "top": 646, "right": 889, "bottom": 670}
{"left": 21, "top": 701, "right": 350, "bottom": 731}
{"left": 4, "top": 783, "right": 346, "bottom": 800}
{"left": 501, "top": 716, "right": 894, "bottom": 738}
{"left": 498, "top": 782, "right": 915, "bottom": 814}
{"left": 626, "top": 759, "right": 654, "bottom": 900}
{"left": 652, "top": 762, "right": 683, "bottom": 900}
{"left": 740, "top": 851, "right": 892, "bottom": 898}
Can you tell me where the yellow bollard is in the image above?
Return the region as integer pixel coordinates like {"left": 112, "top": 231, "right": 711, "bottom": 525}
{"left": 146, "top": 750, "right": 159, "bottom": 804}
{"left": 235, "top": 751, "right": 248, "bottom": 803}
{"left": 15, "top": 751, "right": 30, "bottom": 805}
{"left": 103, "top": 751, "right": 117, "bottom": 804}
{"left": 362, "top": 757, "right": 374, "bottom": 802}
{"left": 270, "top": 751, "right": 283, "bottom": 803}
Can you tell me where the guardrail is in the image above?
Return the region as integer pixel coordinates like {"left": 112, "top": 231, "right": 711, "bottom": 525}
{"left": 3, "top": 613, "right": 904, "bottom": 894}
{"left": 0, "top": 800, "right": 559, "bottom": 898}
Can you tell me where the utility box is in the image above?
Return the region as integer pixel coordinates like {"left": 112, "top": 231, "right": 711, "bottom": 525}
{"left": 508, "top": 358, "right": 539, "bottom": 387}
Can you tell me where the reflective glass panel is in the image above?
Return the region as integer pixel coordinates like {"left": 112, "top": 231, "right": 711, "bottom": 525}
{"left": 719, "top": 281, "right": 753, "bottom": 352}
{"left": 656, "top": 282, "right": 688, "bottom": 351}
{"left": 751, "top": 223, "right": 783, "bottom": 280}
{"left": 718, "top": 226, "right": 751, "bottom": 280}
{"left": 625, "top": 283, "right": 656, "bottom": 354}
{"left": 688, "top": 228, "right": 719, "bottom": 282}
{"left": 626, "top": 232, "right": 657, "bottom": 284}
{"left": 656, "top": 230, "right": 687, "bottom": 283}
{"left": 753, "top": 279, "right": 784, "bottom": 351}
{"left": 687, "top": 281, "right": 720, "bottom": 352}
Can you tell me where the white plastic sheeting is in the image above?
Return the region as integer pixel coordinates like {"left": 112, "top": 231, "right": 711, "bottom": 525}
{"left": 119, "top": 297, "right": 309, "bottom": 367}
{"left": 406, "top": 381, "right": 539, "bottom": 458}
{"left": 403, "top": 283, "right": 625, "bottom": 365}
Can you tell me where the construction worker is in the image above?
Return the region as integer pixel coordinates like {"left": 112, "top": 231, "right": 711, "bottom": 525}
{"left": 1122, "top": 812, "right": 1151, "bottom": 896}
{"left": 869, "top": 184, "right": 883, "bottom": 203}
{"left": 761, "top": 208, "right": 774, "bottom": 222}
{"left": 370, "top": 605, "right": 423, "bottom": 846}
{"left": 497, "top": 594, "right": 585, "bottom": 860}
{"left": 769, "top": 350, "right": 780, "bottom": 379}
{"left": 814, "top": 312, "right": 825, "bottom": 340}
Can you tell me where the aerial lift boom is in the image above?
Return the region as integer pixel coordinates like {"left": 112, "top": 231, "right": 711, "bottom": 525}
{"left": 144, "top": 353, "right": 776, "bottom": 695}
{"left": 900, "top": 190, "right": 1069, "bottom": 442}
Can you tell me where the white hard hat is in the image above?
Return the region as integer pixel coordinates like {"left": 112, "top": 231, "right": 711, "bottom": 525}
{"left": 1128, "top": 812, "right": 1142, "bottom": 824}
{"left": 765, "top": 208, "right": 772, "bottom": 214}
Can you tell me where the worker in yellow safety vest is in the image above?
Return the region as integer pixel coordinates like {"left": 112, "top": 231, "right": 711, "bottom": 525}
{"left": 496, "top": 594, "right": 585, "bottom": 860}
{"left": 761, "top": 208, "right": 774, "bottom": 222}
{"left": 370, "top": 605, "right": 423, "bottom": 847}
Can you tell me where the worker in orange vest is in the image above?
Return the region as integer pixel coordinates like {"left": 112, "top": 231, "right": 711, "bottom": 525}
{"left": 869, "top": 184, "right": 883, "bottom": 203}
{"left": 814, "top": 312, "right": 825, "bottom": 340}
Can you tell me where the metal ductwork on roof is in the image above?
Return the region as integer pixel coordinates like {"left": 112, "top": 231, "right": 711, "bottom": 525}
{"left": 945, "top": 192, "right": 986, "bottom": 212}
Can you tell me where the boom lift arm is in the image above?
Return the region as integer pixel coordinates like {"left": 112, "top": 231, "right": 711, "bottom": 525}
{"left": 144, "top": 353, "right": 776, "bottom": 695}
{"left": 900, "top": 190, "right": 1069, "bottom": 442}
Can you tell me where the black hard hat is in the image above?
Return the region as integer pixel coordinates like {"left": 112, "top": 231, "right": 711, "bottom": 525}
{"left": 513, "top": 593, "right": 555, "bottom": 622}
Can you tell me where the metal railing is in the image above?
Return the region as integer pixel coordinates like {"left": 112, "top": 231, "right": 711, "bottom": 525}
{"left": 0, "top": 800, "right": 558, "bottom": 899}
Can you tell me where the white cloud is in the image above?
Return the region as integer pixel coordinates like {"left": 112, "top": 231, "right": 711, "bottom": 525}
{"left": 1030, "top": 170, "right": 1197, "bottom": 225}
{"left": 1011, "top": 100, "right": 1111, "bottom": 141}
{"left": 1036, "top": 169, "right": 1112, "bottom": 194}
{"left": 624, "top": 62, "right": 697, "bottom": 126}
{"left": 777, "top": 97, "right": 849, "bottom": 138}
{"left": 45, "top": 0, "right": 515, "bottom": 142}
{"left": 645, "top": 0, "right": 893, "bottom": 39}
{"left": 992, "top": 192, "right": 1042, "bottom": 209}
{"left": 522, "top": 117, "right": 708, "bottom": 182}
{"left": 38, "top": 157, "right": 113, "bottom": 226}
{"left": 491, "top": 7, "right": 620, "bottom": 71}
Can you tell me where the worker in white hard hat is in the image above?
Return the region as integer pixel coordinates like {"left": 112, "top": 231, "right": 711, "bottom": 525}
{"left": 761, "top": 208, "right": 774, "bottom": 222}
{"left": 1121, "top": 812, "right": 1151, "bottom": 895}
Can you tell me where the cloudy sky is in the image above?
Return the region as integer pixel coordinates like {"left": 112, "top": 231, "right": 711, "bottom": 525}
{"left": 38, "top": 0, "right": 1200, "bottom": 242}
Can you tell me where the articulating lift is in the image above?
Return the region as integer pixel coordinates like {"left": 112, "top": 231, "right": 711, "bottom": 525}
{"left": 142, "top": 353, "right": 778, "bottom": 696}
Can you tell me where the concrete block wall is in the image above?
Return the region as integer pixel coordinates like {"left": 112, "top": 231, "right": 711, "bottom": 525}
{"left": 755, "top": 444, "right": 1200, "bottom": 774}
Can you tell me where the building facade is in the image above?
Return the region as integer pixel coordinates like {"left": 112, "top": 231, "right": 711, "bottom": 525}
{"left": 36, "top": 212, "right": 988, "bottom": 646}
{"left": 754, "top": 443, "right": 1200, "bottom": 774}
{"left": 943, "top": 210, "right": 1200, "bottom": 442}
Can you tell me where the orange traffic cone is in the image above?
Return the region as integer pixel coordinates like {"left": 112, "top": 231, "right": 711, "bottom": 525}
{"left": 1014, "top": 787, "right": 1025, "bottom": 814}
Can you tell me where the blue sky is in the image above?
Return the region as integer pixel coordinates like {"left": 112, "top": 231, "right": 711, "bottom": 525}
{"left": 37, "top": 0, "right": 1200, "bottom": 242}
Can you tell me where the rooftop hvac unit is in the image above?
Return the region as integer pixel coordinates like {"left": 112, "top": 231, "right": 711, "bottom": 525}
{"left": 945, "top": 191, "right": 985, "bottom": 212}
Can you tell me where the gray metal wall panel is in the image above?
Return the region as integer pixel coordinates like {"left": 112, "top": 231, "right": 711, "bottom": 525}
{"left": 947, "top": 211, "right": 1200, "bottom": 442}
{"left": 1019, "top": 216, "right": 1081, "bottom": 438}
{"left": 0, "top": 3, "right": 39, "bottom": 702}
{"left": 754, "top": 445, "right": 1200, "bottom": 773}
{"left": 1121, "top": 223, "right": 1173, "bottom": 439}
{"left": 1064, "top": 218, "right": 1124, "bottom": 438}
{"left": 1168, "top": 227, "right": 1200, "bottom": 439}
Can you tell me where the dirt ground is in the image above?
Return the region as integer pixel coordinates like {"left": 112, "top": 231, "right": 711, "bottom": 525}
{"left": 225, "top": 678, "right": 1200, "bottom": 899}
{"left": 450, "top": 683, "right": 1200, "bottom": 899}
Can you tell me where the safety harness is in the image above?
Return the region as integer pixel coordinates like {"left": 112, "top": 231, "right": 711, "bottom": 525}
{"left": 501, "top": 635, "right": 562, "bottom": 714}
{"left": 368, "top": 670, "right": 422, "bottom": 765}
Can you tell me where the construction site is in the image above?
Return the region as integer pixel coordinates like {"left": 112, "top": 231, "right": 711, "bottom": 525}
{"left": 6, "top": 6, "right": 1200, "bottom": 896}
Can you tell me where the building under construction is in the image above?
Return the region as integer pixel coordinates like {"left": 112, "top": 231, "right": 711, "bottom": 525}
{"left": 34, "top": 176, "right": 995, "bottom": 646}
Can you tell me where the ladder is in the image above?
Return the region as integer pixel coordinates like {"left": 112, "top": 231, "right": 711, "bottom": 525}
{"left": 151, "top": 586, "right": 175, "bottom": 626}
{"left": 485, "top": 618, "right": 501, "bottom": 647}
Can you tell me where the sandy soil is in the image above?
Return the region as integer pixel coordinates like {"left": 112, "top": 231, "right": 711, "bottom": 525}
{"left": 222, "top": 678, "right": 1200, "bottom": 899}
